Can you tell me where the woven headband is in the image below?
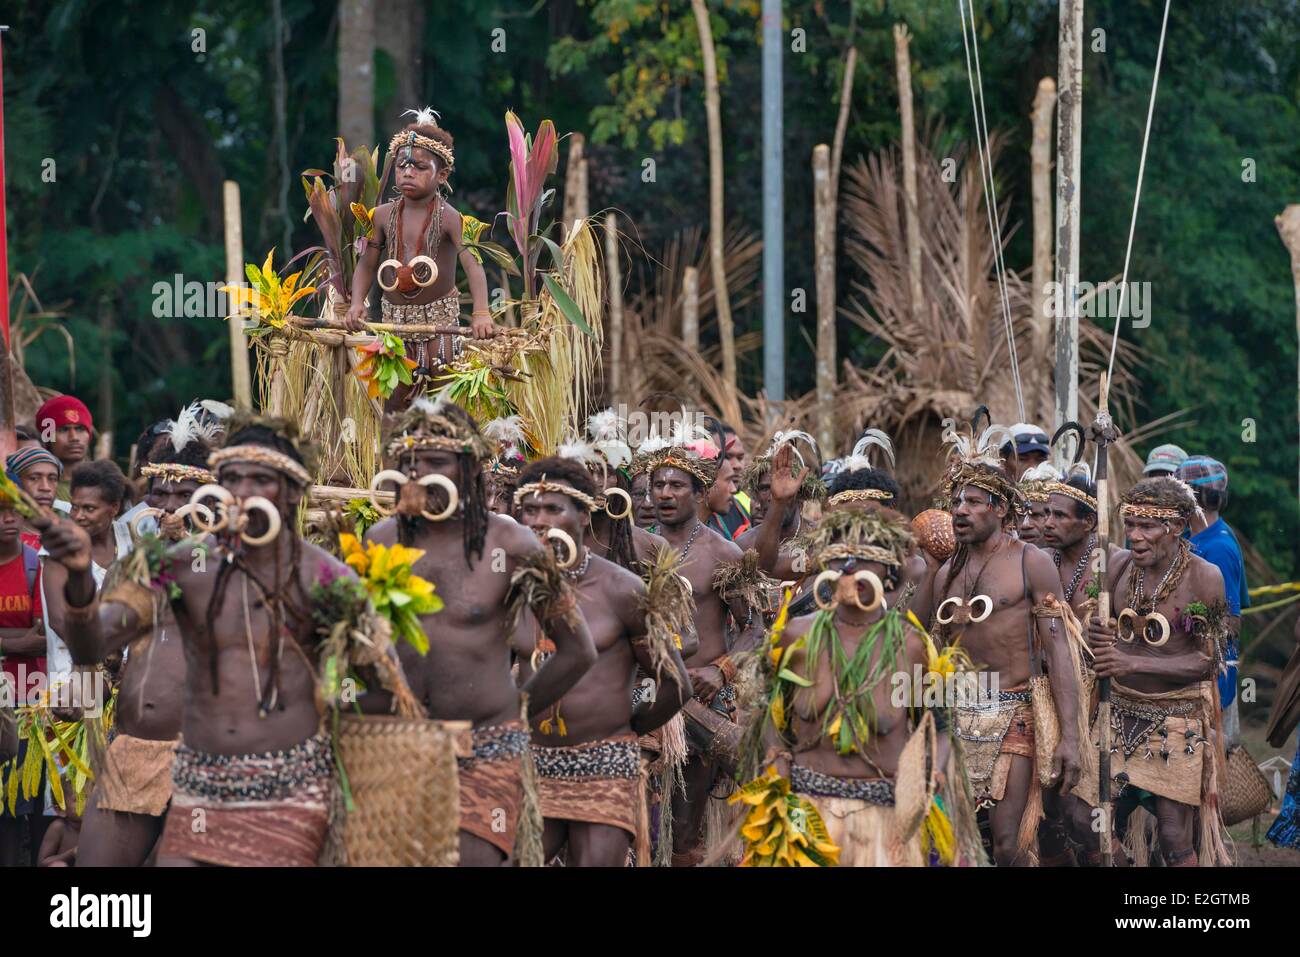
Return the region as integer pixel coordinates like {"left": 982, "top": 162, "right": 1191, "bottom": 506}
{"left": 636, "top": 447, "right": 718, "bottom": 489}
{"left": 816, "top": 542, "right": 902, "bottom": 568}
{"left": 827, "top": 488, "right": 894, "bottom": 507}
{"left": 1019, "top": 482, "right": 1053, "bottom": 504}
{"left": 141, "top": 463, "right": 215, "bottom": 485}
{"left": 388, "top": 131, "right": 454, "bottom": 170}
{"left": 1120, "top": 502, "right": 1185, "bottom": 521}
{"left": 386, "top": 433, "right": 482, "bottom": 459}
{"left": 513, "top": 478, "right": 600, "bottom": 512}
{"left": 208, "top": 445, "right": 311, "bottom": 487}
{"left": 1045, "top": 481, "right": 1098, "bottom": 512}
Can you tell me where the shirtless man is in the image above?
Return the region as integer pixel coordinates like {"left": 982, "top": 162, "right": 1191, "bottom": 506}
{"left": 41, "top": 422, "right": 372, "bottom": 867}
{"left": 365, "top": 399, "right": 596, "bottom": 866}
{"left": 754, "top": 508, "right": 954, "bottom": 866}
{"left": 1072, "top": 477, "right": 1232, "bottom": 867}
{"left": 737, "top": 434, "right": 823, "bottom": 580}
{"left": 344, "top": 109, "right": 493, "bottom": 408}
{"left": 74, "top": 420, "right": 220, "bottom": 867}
{"left": 932, "top": 456, "right": 1082, "bottom": 867}
{"left": 635, "top": 443, "right": 764, "bottom": 865}
{"left": 631, "top": 471, "right": 656, "bottom": 529}
{"left": 1041, "top": 470, "right": 1130, "bottom": 619}
{"left": 511, "top": 457, "right": 689, "bottom": 865}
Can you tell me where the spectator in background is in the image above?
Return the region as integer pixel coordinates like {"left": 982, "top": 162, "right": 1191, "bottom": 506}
{"left": 14, "top": 424, "right": 42, "bottom": 452}
{"left": 0, "top": 487, "right": 48, "bottom": 866}
{"left": 1142, "top": 443, "right": 1188, "bottom": 478}
{"left": 35, "top": 395, "right": 94, "bottom": 500}
{"left": 1000, "top": 423, "right": 1051, "bottom": 480}
{"left": 1177, "top": 455, "right": 1249, "bottom": 745}
{"left": 6, "top": 447, "right": 68, "bottom": 550}
{"left": 701, "top": 416, "right": 750, "bottom": 541}
{"left": 721, "top": 423, "right": 752, "bottom": 512}
{"left": 40, "top": 460, "right": 132, "bottom": 695}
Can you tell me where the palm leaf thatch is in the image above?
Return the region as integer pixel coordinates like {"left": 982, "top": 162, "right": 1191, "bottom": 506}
{"left": 839, "top": 134, "right": 1145, "bottom": 526}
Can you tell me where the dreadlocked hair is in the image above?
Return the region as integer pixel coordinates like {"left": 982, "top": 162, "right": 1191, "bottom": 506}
{"left": 201, "top": 423, "right": 310, "bottom": 708}
{"left": 826, "top": 465, "right": 900, "bottom": 501}
{"left": 587, "top": 462, "right": 636, "bottom": 570}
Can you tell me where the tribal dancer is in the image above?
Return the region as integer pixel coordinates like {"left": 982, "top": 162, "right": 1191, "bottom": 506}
{"left": 345, "top": 108, "right": 494, "bottom": 407}
{"left": 1073, "top": 477, "right": 1233, "bottom": 867}
{"left": 1041, "top": 466, "right": 1131, "bottom": 620}
{"left": 75, "top": 404, "right": 222, "bottom": 866}
{"left": 931, "top": 418, "right": 1085, "bottom": 866}
{"left": 41, "top": 418, "right": 379, "bottom": 867}
{"left": 734, "top": 507, "right": 981, "bottom": 866}
{"left": 365, "top": 398, "right": 596, "bottom": 865}
{"left": 511, "top": 457, "right": 690, "bottom": 865}
{"left": 737, "top": 431, "right": 824, "bottom": 581}
{"left": 1017, "top": 462, "right": 1062, "bottom": 547}
{"left": 634, "top": 440, "right": 766, "bottom": 865}
{"left": 582, "top": 410, "right": 670, "bottom": 571}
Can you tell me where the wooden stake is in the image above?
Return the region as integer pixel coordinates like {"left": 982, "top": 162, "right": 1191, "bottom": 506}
{"left": 605, "top": 211, "right": 625, "bottom": 407}
{"left": 223, "top": 180, "right": 253, "bottom": 410}
{"left": 813, "top": 144, "right": 836, "bottom": 456}
{"left": 894, "top": 24, "right": 924, "bottom": 328}
{"left": 1054, "top": 0, "right": 1084, "bottom": 464}
{"left": 1275, "top": 205, "right": 1300, "bottom": 511}
{"left": 1030, "top": 77, "right": 1056, "bottom": 418}
{"left": 690, "top": 0, "right": 736, "bottom": 395}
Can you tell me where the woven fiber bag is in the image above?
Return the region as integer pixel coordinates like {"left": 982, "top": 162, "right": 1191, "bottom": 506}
{"left": 1029, "top": 675, "right": 1060, "bottom": 788}
{"left": 1219, "top": 744, "right": 1271, "bottom": 827}
{"left": 320, "top": 714, "right": 469, "bottom": 867}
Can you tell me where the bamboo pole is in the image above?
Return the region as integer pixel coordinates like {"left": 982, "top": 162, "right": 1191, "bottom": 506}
{"left": 690, "top": 0, "right": 736, "bottom": 395}
{"left": 223, "top": 180, "right": 253, "bottom": 410}
{"left": 1277, "top": 205, "right": 1300, "bottom": 510}
{"left": 1054, "top": 0, "right": 1083, "bottom": 464}
{"left": 894, "top": 24, "right": 924, "bottom": 329}
{"left": 813, "top": 145, "right": 836, "bottom": 456}
{"left": 1030, "top": 78, "right": 1056, "bottom": 419}
{"left": 605, "top": 211, "right": 625, "bottom": 407}
{"left": 682, "top": 266, "right": 700, "bottom": 395}
{"left": 291, "top": 318, "right": 527, "bottom": 338}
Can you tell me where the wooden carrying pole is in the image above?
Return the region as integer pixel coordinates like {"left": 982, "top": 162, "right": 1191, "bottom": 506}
{"left": 1054, "top": 0, "right": 1083, "bottom": 464}
{"left": 605, "top": 211, "right": 625, "bottom": 407}
{"left": 1091, "top": 372, "right": 1118, "bottom": 866}
{"left": 223, "top": 181, "right": 253, "bottom": 410}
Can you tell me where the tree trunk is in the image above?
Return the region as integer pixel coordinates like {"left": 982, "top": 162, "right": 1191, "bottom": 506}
{"left": 375, "top": 0, "right": 426, "bottom": 132}
{"left": 813, "top": 145, "right": 836, "bottom": 457}
{"left": 690, "top": 0, "right": 736, "bottom": 394}
{"left": 1030, "top": 77, "right": 1056, "bottom": 422}
{"left": 1276, "top": 204, "right": 1300, "bottom": 511}
{"left": 224, "top": 181, "right": 252, "bottom": 410}
{"left": 893, "top": 24, "right": 924, "bottom": 329}
{"left": 152, "top": 83, "right": 227, "bottom": 242}
{"left": 563, "top": 133, "right": 588, "bottom": 236}
{"left": 682, "top": 266, "right": 700, "bottom": 395}
{"left": 605, "top": 212, "right": 625, "bottom": 407}
{"left": 830, "top": 45, "right": 857, "bottom": 199}
{"left": 338, "top": 0, "right": 376, "bottom": 151}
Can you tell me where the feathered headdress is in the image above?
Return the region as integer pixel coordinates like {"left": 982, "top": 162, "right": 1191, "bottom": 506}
{"left": 941, "top": 407, "right": 1023, "bottom": 514}
{"left": 1019, "top": 461, "right": 1063, "bottom": 504}
{"left": 1121, "top": 475, "right": 1202, "bottom": 525}
{"left": 163, "top": 401, "right": 225, "bottom": 454}
{"left": 587, "top": 408, "right": 632, "bottom": 471}
{"left": 385, "top": 395, "right": 492, "bottom": 462}
{"left": 741, "top": 430, "right": 826, "bottom": 501}
{"left": 828, "top": 428, "right": 896, "bottom": 476}
{"left": 389, "top": 107, "right": 455, "bottom": 171}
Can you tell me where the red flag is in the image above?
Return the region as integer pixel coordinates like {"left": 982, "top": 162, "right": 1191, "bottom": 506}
{"left": 0, "top": 30, "right": 9, "bottom": 348}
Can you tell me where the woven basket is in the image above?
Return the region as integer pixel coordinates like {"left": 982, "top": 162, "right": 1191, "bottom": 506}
{"left": 1220, "top": 744, "right": 1271, "bottom": 827}
{"left": 319, "top": 714, "right": 468, "bottom": 867}
{"left": 912, "top": 509, "right": 956, "bottom": 562}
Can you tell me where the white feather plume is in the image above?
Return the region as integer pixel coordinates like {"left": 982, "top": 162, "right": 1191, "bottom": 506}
{"left": 850, "top": 428, "right": 895, "bottom": 469}
{"left": 587, "top": 408, "right": 624, "bottom": 442}
{"left": 637, "top": 434, "right": 670, "bottom": 455}
{"left": 1020, "top": 462, "right": 1063, "bottom": 484}
{"left": 483, "top": 415, "right": 526, "bottom": 446}
{"left": 557, "top": 436, "right": 603, "bottom": 465}
{"left": 1063, "top": 461, "right": 1093, "bottom": 484}
{"left": 164, "top": 401, "right": 223, "bottom": 453}
{"left": 402, "top": 107, "right": 442, "bottom": 128}
{"left": 199, "top": 399, "right": 234, "bottom": 421}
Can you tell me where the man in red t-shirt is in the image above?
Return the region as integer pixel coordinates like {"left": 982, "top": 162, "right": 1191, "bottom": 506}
{"left": 0, "top": 496, "right": 47, "bottom": 865}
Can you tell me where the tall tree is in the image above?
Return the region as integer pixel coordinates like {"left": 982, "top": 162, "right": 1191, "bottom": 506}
{"left": 338, "top": 0, "right": 376, "bottom": 149}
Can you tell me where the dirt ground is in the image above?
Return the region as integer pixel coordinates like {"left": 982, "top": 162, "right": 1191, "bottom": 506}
{"left": 1225, "top": 714, "right": 1298, "bottom": 866}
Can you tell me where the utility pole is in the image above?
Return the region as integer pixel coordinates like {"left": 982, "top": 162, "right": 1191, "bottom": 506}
{"left": 1054, "top": 0, "right": 1083, "bottom": 466}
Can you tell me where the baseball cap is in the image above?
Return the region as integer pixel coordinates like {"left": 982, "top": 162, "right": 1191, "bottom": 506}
{"left": 1143, "top": 443, "right": 1188, "bottom": 475}
{"left": 1177, "top": 456, "right": 1228, "bottom": 492}
{"left": 1002, "top": 423, "right": 1050, "bottom": 456}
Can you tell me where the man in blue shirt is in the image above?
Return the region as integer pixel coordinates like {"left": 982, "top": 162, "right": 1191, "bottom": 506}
{"left": 1177, "top": 456, "right": 1249, "bottom": 743}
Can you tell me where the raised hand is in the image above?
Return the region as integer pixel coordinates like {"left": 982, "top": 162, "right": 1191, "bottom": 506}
{"left": 769, "top": 442, "right": 807, "bottom": 505}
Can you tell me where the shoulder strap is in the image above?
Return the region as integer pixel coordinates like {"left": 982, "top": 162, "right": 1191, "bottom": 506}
{"left": 21, "top": 544, "right": 39, "bottom": 598}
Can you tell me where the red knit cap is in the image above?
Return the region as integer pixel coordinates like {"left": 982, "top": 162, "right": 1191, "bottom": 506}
{"left": 36, "top": 395, "right": 94, "bottom": 435}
